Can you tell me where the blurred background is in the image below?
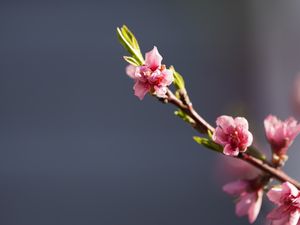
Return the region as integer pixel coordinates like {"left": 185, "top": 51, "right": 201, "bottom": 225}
{"left": 1, "top": 0, "right": 300, "bottom": 224}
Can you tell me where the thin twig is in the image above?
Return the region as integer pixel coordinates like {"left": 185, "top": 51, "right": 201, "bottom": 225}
{"left": 165, "top": 89, "right": 300, "bottom": 189}
{"left": 239, "top": 153, "right": 300, "bottom": 189}
{"left": 166, "top": 90, "right": 215, "bottom": 133}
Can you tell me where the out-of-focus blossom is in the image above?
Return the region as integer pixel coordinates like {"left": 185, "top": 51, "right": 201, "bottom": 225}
{"left": 214, "top": 156, "right": 259, "bottom": 184}
{"left": 223, "top": 179, "right": 263, "bottom": 223}
{"left": 264, "top": 115, "right": 300, "bottom": 156}
{"left": 126, "top": 46, "right": 173, "bottom": 100}
{"left": 267, "top": 182, "right": 300, "bottom": 225}
{"left": 212, "top": 115, "right": 253, "bottom": 156}
{"left": 292, "top": 73, "right": 300, "bottom": 116}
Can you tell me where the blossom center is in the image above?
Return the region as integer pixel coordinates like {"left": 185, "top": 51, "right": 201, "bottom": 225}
{"left": 284, "top": 195, "right": 300, "bottom": 209}
{"left": 228, "top": 130, "right": 241, "bottom": 147}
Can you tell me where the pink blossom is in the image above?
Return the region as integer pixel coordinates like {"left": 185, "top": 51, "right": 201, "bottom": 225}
{"left": 126, "top": 46, "right": 174, "bottom": 100}
{"left": 212, "top": 115, "right": 253, "bottom": 156}
{"left": 292, "top": 73, "right": 300, "bottom": 116}
{"left": 223, "top": 179, "right": 263, "bottom": 223}
{"left": 264, "top": 115, "right": 300, "bottom": 156}
{"left": 214, "top": 157, "right": 260, "bottom": 184}
{"left": 267, "top": 182, "right": 300, "bottom": 225}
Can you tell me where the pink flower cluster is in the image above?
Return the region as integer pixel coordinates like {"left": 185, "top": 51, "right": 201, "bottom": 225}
{"left": 126, "top": 47, "right": 174, "bottom": 100}
{"left": 267, "top": 182, "right": 300, "bottom": 225}
{"left": 212, "top": 115, "right": 253, "bottom": 156}
{"left": 118, "top": 27, "right": 300, "bottom": 225}
{"left": 218, "top": 115, "right": 300, "bottom": 224}
{"left": 223, "top": 179, "right": 263, "bottom": 223}
{"left": 223, "top": 180, "right": 300, "bottom": 225}
{"left": 264, "top": 115, "right": 300, "bottom": 156}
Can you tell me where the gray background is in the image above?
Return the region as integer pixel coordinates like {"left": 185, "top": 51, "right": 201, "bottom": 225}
{"left": 1, "top": 0, "right": 300, "bottom": 224}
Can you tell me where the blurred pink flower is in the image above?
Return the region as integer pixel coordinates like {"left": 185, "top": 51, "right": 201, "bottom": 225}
{"left": 126, "top": 46, "right": 173, "bottom": 100}
{"left": 292, "top": 73, "right": 300, "bottom": 116}
{"left": 212, "top": 115, "right": 253, "bottom": 156}
{"left": 267, "top": 182, "right": 300, "bottom": 225}
{"left": 264, "top": 115, "right": 300, "bottom": 156}
{"left": 214, "top": 156, "right": 259, "bottom": 184}
{"left": 223, "top": 179, "right": 263, "bottom": 223}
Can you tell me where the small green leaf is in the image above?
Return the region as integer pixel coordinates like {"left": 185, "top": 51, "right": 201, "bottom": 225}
{"left": 174, "top": 109, "right": 194, "bottom": 124}
{"left": 170, "top": 66, "right": 185, "bottom": 90}
{"left": 123, "top": 56, "right": 139, "bottom": 66}
{"left": 117, "top": 25, "right": 144, "bottom": 65}
{"left": 207, "top": 130, "right": 213, "bottom": 139}
{"left": 246, "top": 146, "right": 267, "bottom": 161}
{"left": 120, "top": 25, "right": 141, "bottom": 51}
{"left": 193, "top": 136, "right": 223, "bottom": 153}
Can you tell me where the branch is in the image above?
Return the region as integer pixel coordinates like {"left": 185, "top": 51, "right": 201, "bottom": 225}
{"left": 165, "top": 89, "right": 300, "bottom": 189}
{"left": 239, "top": 153, "right": 300, "bottom": 189}
{"left": 166, "top": 90, "right": 215, "bottom": 134}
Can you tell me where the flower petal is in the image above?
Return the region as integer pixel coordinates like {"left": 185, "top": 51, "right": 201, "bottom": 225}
{"left": 235, "top": 117, "right": 249, "bottom": 130}
{"left": 154, "top": 86, "right": 167, "bottom": 98}
{"left": 126, "top": 64, "right": 137, "bottom": 79}
{"left": 246, "top": 131, "right": 253, "bottom": 147}
{"left": 267, "top": 186, "right": 284, "bottom": 205}
{"left": 248, "top": 189, "right": 263, "bottom": 223}
{"left": 270, "top": 214, "right": 290, "bottom": 225}
{"left": 235, "top": 193, "right": 252, "bottom": 217}
{"left": 223, "top": 180, "right": 248, "bottom": 195}
{"left": 264, "top": 115, "right": 278, "bottom": 138}
{"left": 289, "top": 210, "right": 300, "bottom": 225}
{"left": 283, "top": 182, "right": 299, "bottom": 198}
{"left": 160, "top": 69, "right": 174, "bottom": 86}
{"left": 212, "top": 127, "right": 228, "bottom": 145}
{"left": 223, "top": 144, "right": 239, "bottom": 156}
{"left": 145, "top": 46, "right": 162, "bottom": 71}
{"left": 267, "top": 205, "right": 290, "bottom": 220}
{"left": 216, "top": 115, "right": 235, "bottom": 133}
{"left": 133, "top": 81, "right": 150, "bottom": 100}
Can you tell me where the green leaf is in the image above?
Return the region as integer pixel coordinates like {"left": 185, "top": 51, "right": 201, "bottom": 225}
{"left": 207, "top": 130, "right": 213, "bottom": 139}
{"left": 246, "top": 146, "right": 267, "bottom": 161}
{"left": 170, "top": 66, "right": 185, "bottom": 90}
{"left": 174, "top": 109, "right": 194, "bottom": 124}
{"left": 123, "top": 56, "right": 139, "bottom": 66}
{"left": 117, "top": 25, "right": 144, "bottom": 65}
{"left": 120, "top": 25, "right": 141, "bottom": 51}
{"left": 193, "top": 136, "right": 223, "bottom": 153}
